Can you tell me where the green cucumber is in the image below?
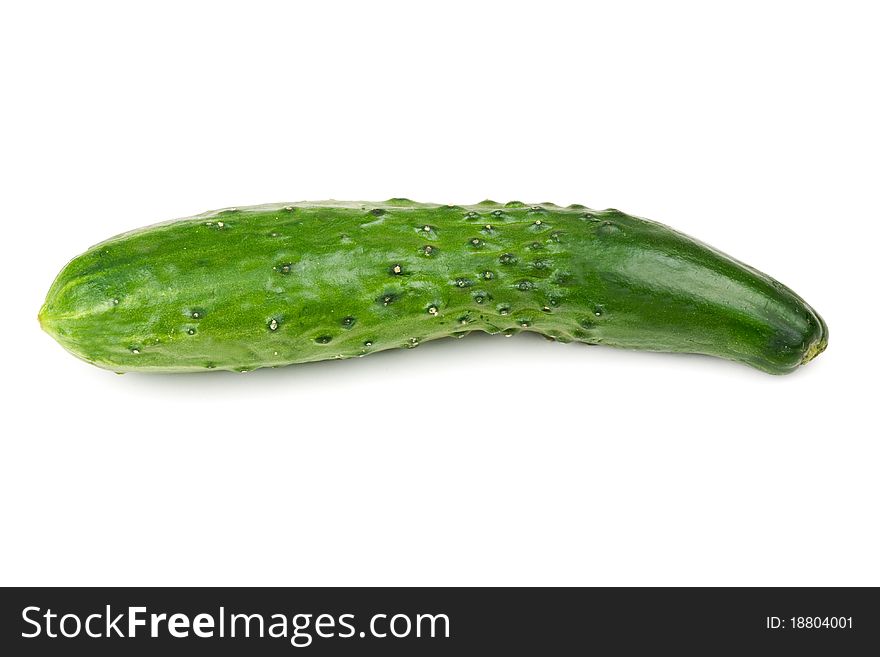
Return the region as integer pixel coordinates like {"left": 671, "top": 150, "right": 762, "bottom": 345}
{"left": 39, "top": 200, "right": 827, "bottom": 374}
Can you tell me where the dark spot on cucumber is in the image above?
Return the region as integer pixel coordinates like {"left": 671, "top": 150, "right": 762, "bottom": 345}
{"left": 405, "top": 337, "right": 420, "bottom": 348}
{"left": 464, "top": 211, "right": 480, "bottom": 220}
{"left": 531, "top": 259, "right": 550, "bottom": 270}
{"left": 473, "top": 291, "right": 489, "bottom": 304}
{"left": 275, "top": 263, "right": 292, "bottom": 274}
{"left": 315, "top": 336, "right": 332, "bottom": 344}
{"left": 497, "top": 304, "right": 510, "bottom": 315}
{"left": 341, "top": 316, "right": 356, "bottom": 329}
{"left": 529, "top": 219, "right": 546, "bottom": 231}
{"left": 379, "top": 293, "right": 397, "bottom": 306}
{"left": 528, "top": 242, "right": 545, "bottom": 251}
{"left": 282, "top": 206, "right": 295, "bottom": 212}
{"left": 268, "top": 318, "right": 280, "bottom": 331}
{"left": 598, "top": 221, "right": 620, "bottom": 235}
{"left": 390, "top": 263, "right": 403, "bottom": 275}
{"left": 552, "top": 271, "right": 573, "bottom": 285}
{"left": 481, "top": 224, "right": 495, "bottom": 235}
{"left": 491, "top": 209, "right": 504, "bottom": 218}
{"left": 454, "top": 278, "right": 473, "bottom": 288}
{"left": 369, "top": 208, "right": 387, "bottom": 216}
{"left": 418, "top": 225, "right": 438, "bottom": 239}
{"left": 541, "top": 306, "right": 551, "bottom": 313}
{"left": 499, "top": 253, "right": 517, "bottom": 265}
{"left": 519, "top": 320, "right": 531, "bottom": 328}
{"left": 188, "top": 308, "right": 206, "bottom": 319}
{"left": 186, "top": 328, "right": 196, "bottom": 335}
{"left": 427, "top": 305, "right": 439, "bottom": 316}
{"left": 516, "top": 280, "right": 535, "bottom": 291}
{"left": 421, "top": 245, "right": 436, "bottom": 256}
{"left": 468, "top": 238, "right": 484, "bottom": 248}
{"left": 482, "top": 270, "right": 494, "bottom": 280}
{"left": 363, "top": 340, "right": 373, "bottom": 347}
{"left": 594, "top": 305, "right": 606, "bottom": 317}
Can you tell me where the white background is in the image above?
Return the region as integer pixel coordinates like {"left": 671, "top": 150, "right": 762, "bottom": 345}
{"left": 1, "top": 1, "right": 877, "bottom": 586}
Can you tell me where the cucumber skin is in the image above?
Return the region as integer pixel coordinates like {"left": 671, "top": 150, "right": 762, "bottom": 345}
{"left": 39, "top": 200, "right": 827, "bottom": 375}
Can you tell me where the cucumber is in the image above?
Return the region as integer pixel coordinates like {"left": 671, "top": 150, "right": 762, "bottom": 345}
{"left": 39, "top": 200, "right": 827, "bottom": 374}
